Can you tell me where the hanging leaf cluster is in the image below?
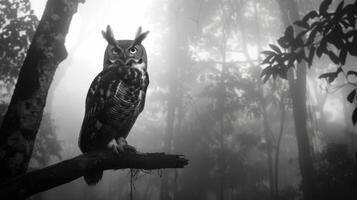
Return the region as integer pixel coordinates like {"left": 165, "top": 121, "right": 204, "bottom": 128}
{"left": 260, "top": 0, "right": 357, "bottom": 124}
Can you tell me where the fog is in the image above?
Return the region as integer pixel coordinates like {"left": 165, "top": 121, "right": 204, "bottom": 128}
{"left": 1, "top": 0, "right": 357, "bottom": 200}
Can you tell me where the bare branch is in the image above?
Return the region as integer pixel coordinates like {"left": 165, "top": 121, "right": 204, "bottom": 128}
{"left": 0, "top": 150, "right": 188, "bottom": 200}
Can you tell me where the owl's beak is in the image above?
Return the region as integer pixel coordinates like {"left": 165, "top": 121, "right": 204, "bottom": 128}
{"left": 115, "top": 54, "right": 127, "bottom": 66}
{"left": 114, "top": 56, "right": 142, "bottom": 67}
{"left": 125, "top": 58, "right": 142, "bottom": 66}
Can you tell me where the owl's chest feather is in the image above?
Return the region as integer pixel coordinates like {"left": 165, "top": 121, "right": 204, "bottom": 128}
{"left": 102, "top": 78, "right": 142, "bottom": 125}
{"left": 85, "top": 66, "right": 147, "bottom": 134}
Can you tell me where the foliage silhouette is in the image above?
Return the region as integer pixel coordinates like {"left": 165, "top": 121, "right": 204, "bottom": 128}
{"left": 0, "top": 0, "right": 38, "bottom": 86}
{"left": 261, "top": 0, "right": 357, "bottom": 124}
{"left": 0, "top": 0, "right": 61, "bottom": 170}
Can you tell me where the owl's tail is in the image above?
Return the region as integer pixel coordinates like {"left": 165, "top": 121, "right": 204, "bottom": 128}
{"left": 84, "top": 170, "right": 103, "bottom": 185}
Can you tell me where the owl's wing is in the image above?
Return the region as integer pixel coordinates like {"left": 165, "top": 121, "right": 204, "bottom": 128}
{"left": 120, "top": 72, "right": 149, "bottom": 137}
{"left": 138, "top": 71, "right": 149, "bottom": 113}
{"left": 79, "top": 69, "right": 119, "bottom": 152}
{"left": 79, "top": 68, "right": 149, "bottom": 152}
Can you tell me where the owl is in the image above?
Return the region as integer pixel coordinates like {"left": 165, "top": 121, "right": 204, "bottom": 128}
{"left": 78, "top": 25, "right": 149, "bottom": 185}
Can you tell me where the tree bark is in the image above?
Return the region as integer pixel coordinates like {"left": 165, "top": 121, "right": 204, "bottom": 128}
{"left": 0, "top": 150, "right": 188, "bottom": 200}
{"left": 0, "top": 0, "right": 84, "bottom": 182}
{"left": 261, "top": 104, "right": 275, "bottom": 200}
{"left": 276, "top": 1, "right": 316, "bottom": 199}
{"left": 274, "top": 99, "right": 286, "bottom": 198}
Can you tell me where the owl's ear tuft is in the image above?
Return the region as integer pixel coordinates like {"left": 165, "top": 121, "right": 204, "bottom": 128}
{"left": 102, "top": 25, "right": 116, "bottom": 45}
{"left": 131, "top": 26, "right": 149, "bottom": 47}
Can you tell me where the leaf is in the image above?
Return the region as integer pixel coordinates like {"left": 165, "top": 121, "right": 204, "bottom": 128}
{"left": 305, "top": 28, "right": 318, "bottom": 46}
{"left": 327, "top": 51, "right": 340, "bottom": 64}
{"left": 343, "top": 4, "right": 355, "bottom": 17}
{"left": 288, "top": 57, "right": 295, "bottom": 68}
{"left": 316, "top": 40, "right": 327, "bottom": 58}
{"left": 319, "top": 0, "right": 332, "bottom": 15}
{"left": 261, "top": 50, "right": 276, "bottom": 56}
{"left": 327, "top": 31, "right": 343, "bottom": 49}
{"left": 344, "top": 30, "right": 357, "bottom": 39}
{"left": 339, "top": 49, "right": 348, "bottom": 65}
{"left": 269, "top": 44, "right": 282, "bottom": 54}
{"left": 316, "top": 47, "right": 322, "bottom": 58}
{"left": 296, "top": 49, "right": 306, "bottom": 63}
{"left": 318, "top": 72, "right": 337, "bottom": 83}
{"left": 335, "top": 0, "right": 344, "bottom": 17}
{"left": 261, "top": 66, "right": 273, "bottom": 83}
{"left": 302, "top": 10, "right": 318, "bottom": 22}
{"left": 307, "top": 46, "right": 315, "bottom": 67}
{"left": 262, "top": 54, "right": 273, "bottom": 64}
{"left": 336, "top": 66, "right": 343, "bottom": 75}
{"left": 277, "top": 37, "right": 288, "bottom": 48}
{"left": 277, "top": 36, "right": 287, "bottom": 48}
{"left": 349, "top": 43, "right": 357, "bottom": 56}
{"left": 347, "top": 89, "right": 356, "bottom": 103}
{"left": 347, "top": 70, "right": 357, "bottom": 77}
{"left": 294, "top": 20, "right": 309, "bottom": 29}
{"left": 285, "top": 25, "right": 294, "bottom": 40}
{"left": 352, "top": 107, "right": 357, "bottom": 125}
{"left": 279, "top": 66, "right": 288, "bottom": 80}
{"left": 295, "top": 37, "right": 304, "bottom": 47}
{"left": 272, "top": 69, "right": 278, "bottom": 80}
{"left": 260, "top": 66, "right": 271, "bottom": 78}
{"left": 262, "top": 73, "right": 271, "bottom": 83}
{"left": 340, "top": 19, "right": 350, "bottom": 29}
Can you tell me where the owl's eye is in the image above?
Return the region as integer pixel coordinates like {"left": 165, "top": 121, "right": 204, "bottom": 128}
{"left": 129, "top": 47, "right": 137, "bottom": 54}
{"left": 112, "top": 48, "right": 120, "bottom": 55}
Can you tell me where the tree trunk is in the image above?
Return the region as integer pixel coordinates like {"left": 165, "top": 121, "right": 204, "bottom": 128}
{"left": 276, "top": 1, "right": 316, "bottom": 199}
{"left": 262, "top": 105, "right": 275, "bottom": 200}
{"left": 274, "top": 99, "right": 286, "bottom": 198}
{"left": 0, "top": 0, "right": 83, "bottom": 182}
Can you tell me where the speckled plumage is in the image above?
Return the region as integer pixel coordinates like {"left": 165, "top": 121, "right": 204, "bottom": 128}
{"left": 79, "top": 65, "right": 148, "bottom": 151}
{"left": 78, "top": 25, "right": 149, "bottom": 185}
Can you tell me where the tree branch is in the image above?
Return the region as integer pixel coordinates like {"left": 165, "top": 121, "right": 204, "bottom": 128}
{"left": 0, "top": 150, "right": 188, "bottom": 200}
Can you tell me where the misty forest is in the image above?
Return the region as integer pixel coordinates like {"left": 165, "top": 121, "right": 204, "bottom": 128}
{"left": 1, "top": 0, "right": 357, "bottom": 200}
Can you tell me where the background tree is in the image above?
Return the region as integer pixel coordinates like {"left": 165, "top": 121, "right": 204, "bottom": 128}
{"left": 261, "top": 0, "right": 357, "bottom": 199}
{"left": 0, "top": 0, "right": 37, "bottom": 88}
{"left": 276, "top": 1, "right": 316, "bottom": 199}
{"left": 0, "top": 0, "right": 62, "bottom": 173}
{"left": 0, "top": 0, "right": 84, "bottom": 182}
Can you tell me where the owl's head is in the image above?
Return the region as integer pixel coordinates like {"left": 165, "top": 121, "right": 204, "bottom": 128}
{"left": 102, "top": 25, "right": 149, "bottom": 74}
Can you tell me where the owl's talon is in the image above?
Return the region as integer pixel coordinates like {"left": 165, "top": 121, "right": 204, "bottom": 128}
{"left": 124, "top": 144, "right": 137, "bottom": 153}
{"left": 116, "top": 137, "right": 127, "bottom": 151}
{"left": 107, "top": 139, "right": 122, "bottom": 154}
{"left": 113, "top": 147, "right": 120, "bottom": 154}
{"left": 117, "top": 144, "right": 125, "bottom": 152}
